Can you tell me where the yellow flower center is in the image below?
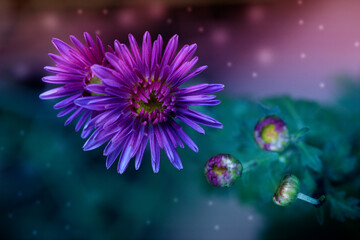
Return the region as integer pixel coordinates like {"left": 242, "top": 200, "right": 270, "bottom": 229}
{"left": 136, "top": 91, "right": 163, "bottom": 114}
{"left": 88, "top": 75, "right": 102, "bottom": 85}
{"left": 260, "top": 124, "right": 278, "bottom": 143}
{"left": 86, "top": 76, "right": 106, "bottom": 96}
{"left": 212, "top": 166, "right": 227, "bottom": 175}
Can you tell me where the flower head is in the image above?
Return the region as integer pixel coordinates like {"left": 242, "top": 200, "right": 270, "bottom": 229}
{"left": 254, "top": 115, "right": 289, "bottom": 152}
{"left": 40, "top": 33, "right": 109, "bottom": 132}
{"left": 273, "top": 174, "right": 300, "bottom": 206}
{"left": 75, "top": 32, "right": 224, "bottom": 173}
{"left": 204, "top": 154, "right": 242, "bottom": 187}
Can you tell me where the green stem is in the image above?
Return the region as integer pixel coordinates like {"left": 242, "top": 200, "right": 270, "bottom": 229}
{"left": 242, "top": 154, "right": 277, "bottom": 173}
{"left": 297, "top": 192, "right": 319, "bottom": 205}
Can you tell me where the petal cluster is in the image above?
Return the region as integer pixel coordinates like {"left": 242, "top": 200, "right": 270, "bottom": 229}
{"left": 40, "top": 33, "right": 110, "bottom": 131}
{"left": 41, "top": 31, "right": 224, "bottom": 174}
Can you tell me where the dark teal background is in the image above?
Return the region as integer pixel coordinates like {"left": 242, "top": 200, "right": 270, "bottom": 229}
{"left": 1, "top": 0, "right": 360, "bottom": 239}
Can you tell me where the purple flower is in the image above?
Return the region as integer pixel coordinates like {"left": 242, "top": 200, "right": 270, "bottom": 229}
{"left": 204, "top": 154, "right": 242, "bottom": 187}
{"left": 75, "top": 32, "right": 224, "bottom": 173}
{"left": 40, "top": 33, "right": 110, "bottom": 132}
{"left": 254, "top": 115, "right": 289, "bottom": 152}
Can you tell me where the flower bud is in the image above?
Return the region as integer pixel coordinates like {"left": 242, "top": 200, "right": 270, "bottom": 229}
{"left": 273, "top": 174, "right": 300, "bottom": 206}
{"left": 204, "top": 154, "right": 243, "bottom": 187}
{"left": 254, "top": 115, "right": 289, "bottom": 152}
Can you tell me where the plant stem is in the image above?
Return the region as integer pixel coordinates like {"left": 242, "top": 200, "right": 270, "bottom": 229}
{"left": 242, "top": 154, "right": 277, "bottom": 173}
{"left": 297, "top": 192, "right": 319, "bottom": 205}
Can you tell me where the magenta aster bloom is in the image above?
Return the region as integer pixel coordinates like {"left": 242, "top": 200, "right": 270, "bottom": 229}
{"left": 204, "top": 154, "right": 243, "bottom": 187}
{"left": 40, "top": 33, "right": 109, "bottom": 132}
{"left": 75, "top": 32, "right": 224, "bottom": 173}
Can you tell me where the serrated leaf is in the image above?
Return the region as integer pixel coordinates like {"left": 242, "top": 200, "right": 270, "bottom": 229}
{"left": 296, "top": 141, "right": 322, "bottom": 171}
{"left": 323, "top": 141, "right": 357, "bottom": 181}
{"left": 292, "top": 127, "right": 310, "bottom": 141}
{"left": 329, "top": 192, "right": 360, "bottom": 222}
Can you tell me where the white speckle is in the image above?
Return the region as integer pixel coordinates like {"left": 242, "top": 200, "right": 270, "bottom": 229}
{"left": 198, "top": 26, "right": 204, "bottom": 33}
{"left": 19, "top": 130, "right": 25, "bottom": 136}
{"left": 42, "top": 13, "right": 59, "bottom": 30}
{"left": 102, "top": 9, "right": 109, "bottom": 15}
{"left": 298, "top": 0, "right": 303, "bottom": 5}
{"left": 226, "top": 61, "right": 233, "bottom": 68}
{"left": 319, "top": 82, "right": 325, "bottom": 88}
{"left": 354, "top": 41, "right": 360, "bottom": 47}
{"left": 148, "top": 2, "right": 166, "bottom": 19}
{"left": 65, "top": 225, "right": 70, "bottom": 230}
{"left": 246, "top": 5, "right": 265, "bottom": 23}
{"left": 318, "top": 24, "right": 324, "bottom": 31}
{"left": 208, "top": 201, "right": 213, "bottom": 206}
{"left": 146, "top": 220, "right": 151, "bottom": 225}
{"left": 187, "top": 6, "right": 192, "bottom": 13}
{"left": 248, "top": 215, "right": 254, "bottom": 221}
{"left": 298, "top": 19, "right": 304, "bottom": 25}
{"left": 300, "top": 53, "right": 307, "bottom": 59}
{"left": 257, "top": 49, "right": 274, "bottom": 65}
{"left": 166, "top": 18, "right": 172, "bottom": 24}
{"left": 214, "top": 225, "right": 220, "bottom": 231}
{"left": 8, "top": 213, "right": 13, "bottom": 219}
{"left": 0, "top": 146, "right": 4, "bottom": 151}
{"left": 95, "top": 29, "right": 101, "bottom": 35}
{"left": 17, "top": 191, "right": 23, "bottom": 197}
{"left": 252, "top": 72, "right": 258, "bottom": 78}
{"left": 77, "top": 9, "right": 83, "bottom": 15}
{"left": 32, "top": 230, "right": 38, "bottom": 236}
{"left": 116, "top": 9, "right": 136, "bottom": 28}
{"left": 173, "top": 197, "right": 179, "bottom": 203}
{"left": 46, "top": 163, "right": 51, "bottom": 168}
{"left": 67, "top": 170, "right": 72, "bottom": 175}
{"left": 211, "top": 28, "right": 229, "bottom": 45}
{"left": 35, "top": 200, "right": 41, "bottom": 205}
{"left": 66, "top": 201, "right": 71, "bottom": 207}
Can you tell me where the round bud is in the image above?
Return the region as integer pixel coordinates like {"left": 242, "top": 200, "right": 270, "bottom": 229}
{"left": 254, "top": 115, "right": 290, "bottom": 152}
{"left": 204, "top": 154, "right": 243, "bottom": 187}
{"left": 273, "top": 174, "right": 300, "bottom": 206}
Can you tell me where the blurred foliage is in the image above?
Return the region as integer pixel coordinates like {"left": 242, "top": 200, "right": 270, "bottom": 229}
{"left": 201, "top": 76, "right": 360, "bottom": 225}
{"left": 1, "top": 76, "right": 360, "bottom": 239}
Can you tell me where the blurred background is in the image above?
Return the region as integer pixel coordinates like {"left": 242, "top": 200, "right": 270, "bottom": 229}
{"left": 1, "top": 0, "right": 360, "bottom": 239}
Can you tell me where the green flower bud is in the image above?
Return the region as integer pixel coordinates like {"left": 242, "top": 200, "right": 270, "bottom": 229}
{"left": 273, "top": 174, "right": 300, "bottom": 206}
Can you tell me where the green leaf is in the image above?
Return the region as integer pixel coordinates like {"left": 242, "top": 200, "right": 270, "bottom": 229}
{"left": 257, "top": 103, "right": 281, "bottom": 117}
{"left": 323, "top": 140, "right": 357, "bottom": 181}
{"left": 296, "top": 141, "right": 322, "bottom": 172}
{"left": 292, "top": 127, "right": 310, "bottom": 142}
{"left": 329, "top": 192, "right": 360, "bottom": 222}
